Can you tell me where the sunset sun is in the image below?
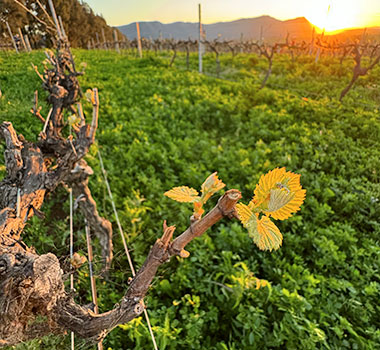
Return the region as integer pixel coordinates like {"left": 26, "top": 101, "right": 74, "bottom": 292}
{"left": 305, "top": 0, "right": 368, "bottom": 33}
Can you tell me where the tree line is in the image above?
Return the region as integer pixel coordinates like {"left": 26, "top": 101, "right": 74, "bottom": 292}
{"left": 0, "top": 0, "right": 124, "bottom": 48}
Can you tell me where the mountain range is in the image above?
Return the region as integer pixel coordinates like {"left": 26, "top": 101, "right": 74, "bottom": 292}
{"left": 117, "top": 16, "right": 380, "bottom": 42}
{"left": 118, "top": 16, "right": 314, "bottom": 41}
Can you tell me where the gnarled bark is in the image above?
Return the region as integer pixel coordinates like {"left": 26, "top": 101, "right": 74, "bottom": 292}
{"left": 340, "top": 45, "right": 380, "bottom": 101}
{"left": 0, "top": 188, "right": 241, "bottom": 346}
{"left": 67, "top": 159, "right": 113, "bottom": 271}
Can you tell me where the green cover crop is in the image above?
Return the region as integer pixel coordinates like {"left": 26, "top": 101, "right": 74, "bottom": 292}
{"left": 0, "top": 50, "right": 379, "bottom": 349}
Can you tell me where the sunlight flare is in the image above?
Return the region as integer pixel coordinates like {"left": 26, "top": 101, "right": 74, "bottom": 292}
{"left": 305, "top": 0, "right": 367, "bottom": 33}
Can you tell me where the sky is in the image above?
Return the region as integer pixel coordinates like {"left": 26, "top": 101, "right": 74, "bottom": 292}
{"left": 85, "top": 0, "right": 380, "bottom": 32}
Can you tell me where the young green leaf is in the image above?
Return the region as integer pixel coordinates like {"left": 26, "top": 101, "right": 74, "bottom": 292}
{"left": 250, "top": 167, "right": 306, "bottom": 220}
{"left": 201, "top": 172, "right": 226, "bottom": 202}
{"left": 164, "top": 186, "right": 200, "bottom": 203}
{"left": 236, "top": 203, "right": 282, "bottom": 251}
{"left": 164, "top": 173, "right": 226, "bottom": 220}
{"left": 255, "top": 215, "right": 282, "bottom": 251}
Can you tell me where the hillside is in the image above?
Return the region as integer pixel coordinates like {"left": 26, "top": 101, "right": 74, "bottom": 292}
{"left": 118, "top": 15, "right": 380, "bottom": 43}
{"left": 328, "top": 27, "right": 380, "bottom": 42}
{"left": 118, "top": 15, "right": 315, "bottom": 41}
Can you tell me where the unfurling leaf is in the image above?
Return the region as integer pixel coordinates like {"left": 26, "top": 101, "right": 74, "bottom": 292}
{"left": 164, "top": 186, "right": 200, "bottom": 203}
{"left": 236, "top": 203, "right": 257, "bottom": 231}
{"left": 164, "top": 173, "right": 226, "bottom": 220}
{"left": 201, "top": 172, "right": 226, "bottom": 202}
{"left": 236, "top": 203, "right": 282, "bottom": 251}
{"left": 250, "top": 167, "right": 306, "bottom": 220}
{"left": 255, "top": 215, "right": 282, "bottom": 251}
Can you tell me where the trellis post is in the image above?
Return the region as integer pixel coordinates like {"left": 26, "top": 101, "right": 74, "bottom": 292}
{"left": 18, "top": 28, "right": 28, "bottom": 51}
{"left": 84, "top": 220, "right": 103, "bottom": 350}
{"left": 113, "top": 29, "right": 120, "bottom": 53}
{"left": 198, "top": 3, "right": 203, "bottom": 73}
{"left": 96, "top": 32, "right": 100, "bottom": 49}
{"left": 47, "top": 0, "right": 63, "bottom": 39}
{"left": 24, "top": 34, "right": 32, "bottom": 52}
{"left": 58, "top": 16, "right": 67, "bottom": 38}
{"left": 101, "top": 28, "right": 108, "bottom": 50}
{"left": 136, "top": 22, "right": 142, "bottom": 58}
{"left": 309, "top": 27, "right": 315, "bottom": 55}
{"left": 6, "top": 22, "right": 19, "bottom": 53}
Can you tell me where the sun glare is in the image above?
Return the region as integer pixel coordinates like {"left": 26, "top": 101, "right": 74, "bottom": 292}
{"left": 305, "top": 0, "right": 363, "bottom": 33}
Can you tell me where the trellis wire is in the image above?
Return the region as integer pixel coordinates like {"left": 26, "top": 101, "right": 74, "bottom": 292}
{"left": 97, "top": 150, "right": 135, "bottom": 275}
{"left": 97, "top": 150, "right": 158, "bottom": 350}
{"left": 69, "top": 188, "right": 75, "bottom": 350}
{"left": 84, "top": 219, "right": 103, "bottom": 350}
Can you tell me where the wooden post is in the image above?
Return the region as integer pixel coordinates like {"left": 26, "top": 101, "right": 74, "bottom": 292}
{"left": 309, "top": 27, "right": 315, "bottom": 55}
{"left": 149, "top": 36, "right": 153, "bottom": 50}
{"left": 58, "top": 16, "right": 67, "bottom": 38}
{"left": 315, "top": 28, "right": 325, "bottom": 63}
{"left": 198, "top": 3, "right": 203, "bottom": 73}
{"left": 24, "top": 34, "right": 32, "bottom": 52}
{"left": 69, "top": 188, "right": 75, "bottom": 350}
{"left": 315, "top": 34, "right": 323, "bottom": 63}
{"left": 84, "top": 220, "right": 103, "bottom": 350}
{"left": 360, "top": 28, "right": 367, "bottom": 45}
{"left": 18, "top": 28, "right": 27, "bottom": 51}
{"left": 113, "top": 29, "right": 120, "bottom": 53}
{"left": 101, "top": 28, "right": 108, "bottom": 50}
{"left": 159, "top": 31, "right": 163, "bottom": 51}
{"left": 47, "top": 0, "right": 63, "bottom": 39}
{"left": 96, "top": 32, "right": 100, "bottom": 49}
{"left": 6, "top": 22, "right": 18, "bottom": 53}
{"left": 136, "top": 22, "right": 142, "bottom": 58}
